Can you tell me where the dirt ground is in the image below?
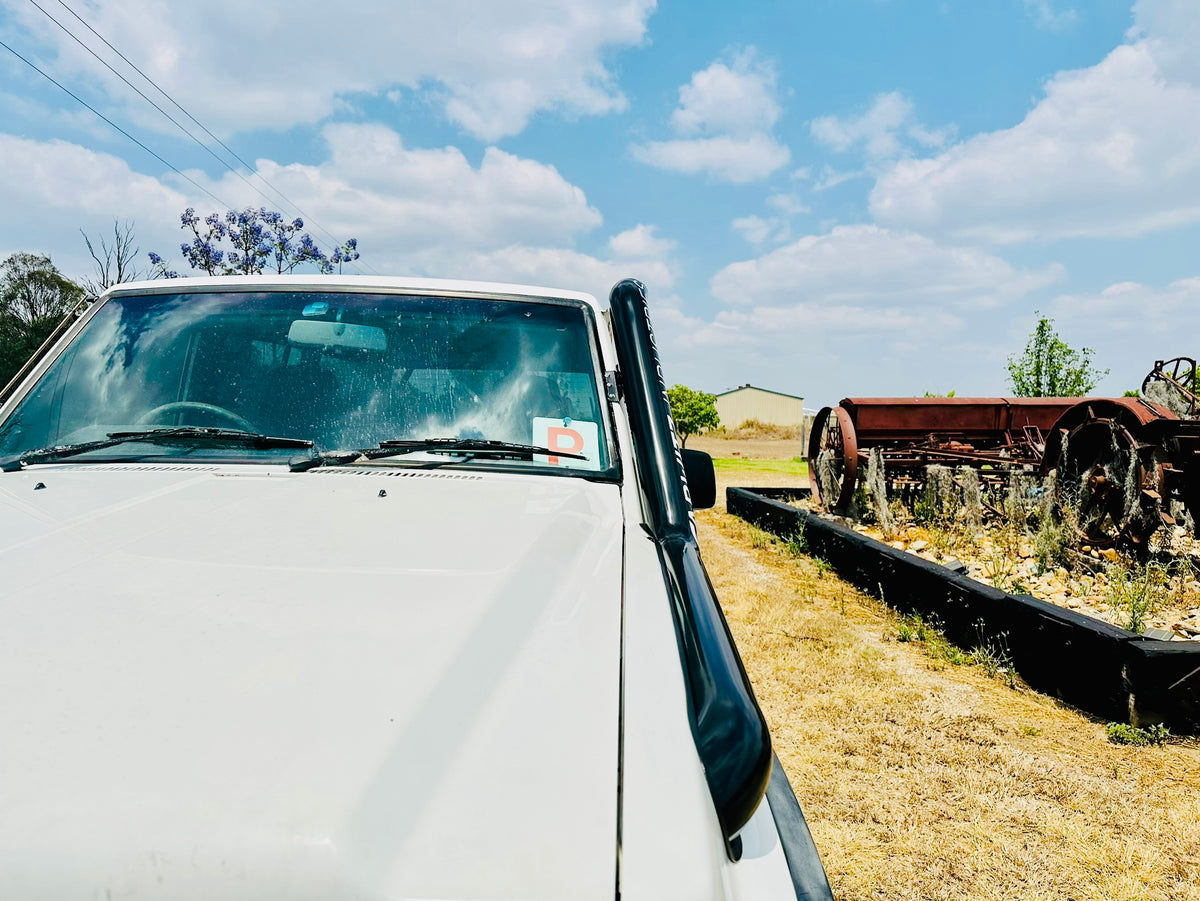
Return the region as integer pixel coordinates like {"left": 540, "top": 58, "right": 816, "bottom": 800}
{"left": 699, "top": 449, "right": 1200, "bottom": 900}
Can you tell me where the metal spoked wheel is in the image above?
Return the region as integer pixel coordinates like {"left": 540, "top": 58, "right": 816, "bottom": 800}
{"left": 1056, "top": 416, "right": 1163, "bottom": 551}
{"left": 1142, "top": 356, "right": 1198, "bottom": 417}
{"left": 807, "top": 405, "right": 859, "bottom": 513}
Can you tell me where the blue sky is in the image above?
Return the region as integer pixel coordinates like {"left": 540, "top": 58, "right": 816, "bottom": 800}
{"left": 2, "top": 0, "right": 1198, "bottom": 407}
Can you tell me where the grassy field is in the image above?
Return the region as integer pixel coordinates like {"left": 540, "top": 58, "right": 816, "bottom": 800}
{"left": 701, "top": 461, "right": 1200, "bottom": 901}
{"left": 712, "top": 456, "right": 808, "bottom": 477}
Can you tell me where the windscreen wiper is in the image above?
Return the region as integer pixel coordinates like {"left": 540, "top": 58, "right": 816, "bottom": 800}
{"left": 289, "top": 437, "right": 586, "bottom": 472}
{"left": 1, "top": 427, "right": 313, "bottom": 472}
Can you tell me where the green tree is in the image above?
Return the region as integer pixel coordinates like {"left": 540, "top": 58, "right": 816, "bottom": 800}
{"left": 0, "top": 253, "right": 86, "bottom": 389}
{"left": 1006, "top": 313, "right": 1107, "bottom": 397}
{"left": 667, "top": 384, "right": 720, "bottom": 447}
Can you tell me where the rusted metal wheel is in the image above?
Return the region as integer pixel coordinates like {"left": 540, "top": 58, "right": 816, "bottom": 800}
{"left": 1142, "top": 356, "right": 1198, "bottom": 416}
{"left": 1055, "top": 415, "right": 1163, "bottom": 551}
{"left": 808, "top": 405, "right": 858, "bottom": 512}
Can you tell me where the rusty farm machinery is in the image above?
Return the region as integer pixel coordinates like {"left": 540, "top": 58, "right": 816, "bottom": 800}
{"left": 807, "top": 358, "right": 1200, "bottom": 551}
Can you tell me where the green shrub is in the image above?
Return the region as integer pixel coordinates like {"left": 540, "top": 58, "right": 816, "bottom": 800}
{"left": 1106, "top": 722, "right": 1171, "bottom": 746}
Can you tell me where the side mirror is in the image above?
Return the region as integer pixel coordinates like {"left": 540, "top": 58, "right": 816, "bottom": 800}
{"left": 682, "top": 448, "right": 716, "bottom": 510}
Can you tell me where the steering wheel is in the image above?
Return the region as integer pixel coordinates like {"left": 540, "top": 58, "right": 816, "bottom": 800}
{"left": 135, "top": 401, "right": 258, "bottom": 433}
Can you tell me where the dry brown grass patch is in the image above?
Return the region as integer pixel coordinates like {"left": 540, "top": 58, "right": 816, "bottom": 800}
{"left": 699, "top": 499, "right": 1200, "bottom": 901}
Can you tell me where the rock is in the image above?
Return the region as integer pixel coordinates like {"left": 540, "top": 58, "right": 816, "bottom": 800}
{"left": 909, "top": 539, "right": 929, "bottom": 551}
{"left": 1100, "top": 548, "right": 1120, "bottom": 563}
{"left": 1055, "top": 567, "right": 1069, "bottom": 580}
{"left": 1018, "top": 547, "right": 1032, "bottom": 559}
{"left": 1082, "top": 545, "right": 1092, "bottom": 553}
{"left": 1090, "top": 549, "right": 1101, "bottom": 560}
{"left": 1067, "top": 598, "right": 1081, "bottom": 609}
{"left": 890, "top": 541, "right": 906, "bottom": 550}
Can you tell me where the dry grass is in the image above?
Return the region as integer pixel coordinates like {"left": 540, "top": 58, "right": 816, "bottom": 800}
{"left": 714, "top": 418, "right": 807, "bottom": 440}
{"left": 689, "top": 434, "right": 807, "bottom": 461}
{"left": 701, "top": 469, "right": 1200, "bottom": 901}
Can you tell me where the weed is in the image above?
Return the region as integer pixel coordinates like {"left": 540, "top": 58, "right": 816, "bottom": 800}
{"left": 928, "top": 524, "right": 958, "bottom": 561}
{"left": 1106, "top": 560, "right": 1174, "bottom": 633}
{"left": 894, "top": 612, "right": 969, "bottom": 664}
{"left": 1106, "top": 722, "right": 1171, "bottom": 746}
{"left": 1033, "top": 517, "right": 1071, "bottom": 575}
{"left": 970, "top": 643, "right": 1018, "bottom": 687}
{"left": 784, "top": 523, "right": 808, "bottom": 556}
{"left": 915, "top": 465, "right": 957, "bottom": 527}
{"left": 970, "top": 623, "right": 1017, "bottom": 687}
{"left": 1032, "top": 470, "right": 1073, "bottom": 573}
{"left": 931, "top": 639, "right": 970, "bottom": 666}
{"left": 1020, "top": 725, "right": 1042, "bottom": 737}
{"left": 746, "top": 523, "right": 775, "bottom": 550}
{"left": 981, "top": 550, "right": 1020, "bottom": 593}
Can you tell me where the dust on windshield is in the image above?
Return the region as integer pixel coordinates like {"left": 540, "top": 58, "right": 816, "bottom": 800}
{"left": 0, "top": 289, "right": 613, "bottom": 472}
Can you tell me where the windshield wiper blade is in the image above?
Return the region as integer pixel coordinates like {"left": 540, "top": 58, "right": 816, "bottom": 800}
{"left": 1, "top": 427, "right": 313, "bottom": 471}
{"left": 290, "top": 437, "right": 586, "bottom": 472}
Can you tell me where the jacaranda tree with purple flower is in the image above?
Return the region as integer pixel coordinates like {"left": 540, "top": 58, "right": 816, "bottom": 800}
{"left": 149, "top": 208, "right": 360, "bottom": 278}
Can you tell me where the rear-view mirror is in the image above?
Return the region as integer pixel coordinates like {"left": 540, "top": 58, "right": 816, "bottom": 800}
{"left": 287, "top": 319, "right": 387, "bottom": 352}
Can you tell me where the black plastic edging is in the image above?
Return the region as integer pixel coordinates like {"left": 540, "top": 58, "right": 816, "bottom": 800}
{"left": 727, "top": 486, "right": 1200, "bottom": 732}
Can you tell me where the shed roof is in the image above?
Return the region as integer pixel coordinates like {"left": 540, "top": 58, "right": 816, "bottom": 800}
{"left": 715, "top": 383, "right": 804, "bottom": 401}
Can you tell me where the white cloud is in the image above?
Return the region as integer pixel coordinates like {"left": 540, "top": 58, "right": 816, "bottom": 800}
{"left": 648, "top": 226, "right": 1069, "bottom": 402}
{"left": 0, "top": 125, "right": 617, "bottom": 284}
{"left": 1045, "top": 275, "right": 1200, "bottom": 394}
{"left": 450, "top": 222, "right": 677, "bottom": 301}
{"left": 730, "top": 194, "right": 807, "bottom": 246}
{"left": 871, "top": 1, "right": 1200, "bottom": 242}
{"left": 669, "top": 50, "right": 781, "bottom": 137}
{"left": 607, "top": 223, "right": 675, "bottom": 258}
{"left": 453, "top": 236, "right": 675, "bottom": 302}
{"left": 811, "top": 91, "right": 952, "bottom": 161}
{"left": 630, "top": 49, "right": 790, "bottom": 183}
{"left": 1053, "top": 276, "right": 1200, "bottom": 334}
{"left": 767, "top": 192, "right": 809, "bottom": 216}
{"left": 1024, "top": 0, "right": 1077, "bottom": 31}
{"left": 732, "top": 215, "right": 773, "bottom": 246}
{"left": 709, "top": 224, "right": 1062, "bottom": 308}
{"left": 630, "top": 133, "right": 790, "bottom": 184}
{"left": 5, "top": 0, "right": 656, "bottom": 141}
{"left": 1133, "top": 0, "right": 1200, "bottom": 83}
{"left": 0, "top": 133, "right": 185, "bottom": 275}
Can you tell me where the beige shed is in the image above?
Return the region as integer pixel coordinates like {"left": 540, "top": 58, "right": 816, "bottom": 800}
{"left": 714, "top": 384, "right": 805, "bottom": 429}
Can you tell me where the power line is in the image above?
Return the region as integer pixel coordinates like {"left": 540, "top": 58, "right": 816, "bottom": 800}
{"left": 28, "top": 1, "right": 287, "bottom": 208}
{"left": 0, "top": 36, "right": 233, "bottom": 210}
{"left": 46, "top": 0, "right": 379, "bottom": 275}
{"left": 52, "top": 0, "right": 285, "bottom": 193}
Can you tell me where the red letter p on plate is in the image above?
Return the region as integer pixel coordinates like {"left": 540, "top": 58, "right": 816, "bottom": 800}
{"left": 547, "top": 426, "right": 584, "bottom": 464}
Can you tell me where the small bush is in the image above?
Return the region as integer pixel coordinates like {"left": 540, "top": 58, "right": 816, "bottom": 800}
{"left": 784, "top": 525, "right": 808, "bottom": 556}
{"left": 1106, "top": 722, "right": 1171, "bottom": 746}
{"left": 1106, "top": 560, "right": 1174, "bottom": 634}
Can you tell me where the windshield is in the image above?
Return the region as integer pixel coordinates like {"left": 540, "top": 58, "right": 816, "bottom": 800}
{"left": 0, "top": 289, "right": 614, "bottom": 474}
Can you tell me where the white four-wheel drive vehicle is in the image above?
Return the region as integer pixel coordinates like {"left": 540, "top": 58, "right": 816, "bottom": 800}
{"left": 0, "top": 275, "right": 833, "bottom": 900}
